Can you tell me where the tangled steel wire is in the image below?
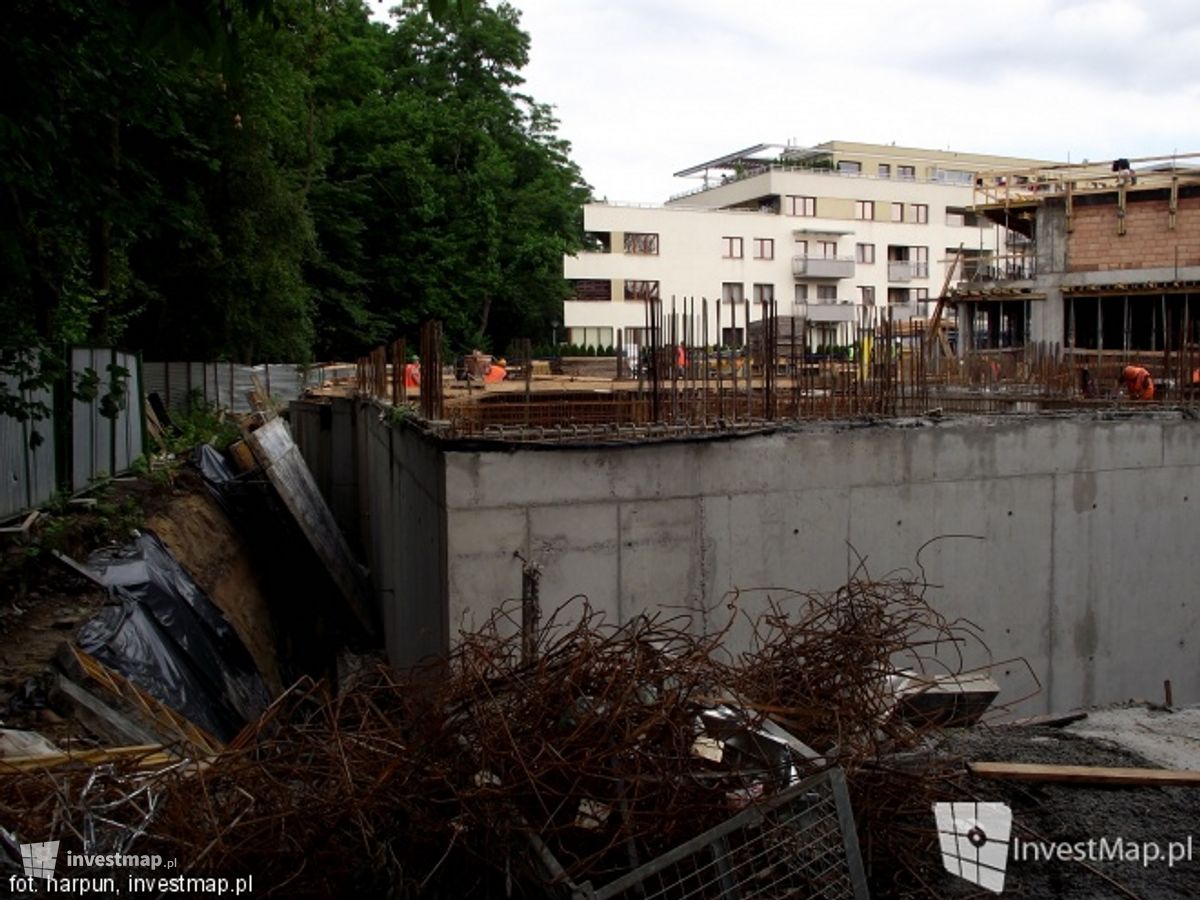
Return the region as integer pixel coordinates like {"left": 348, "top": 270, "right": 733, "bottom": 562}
{"left": 1, "top": 568, "right": 1029, "bottom": 898}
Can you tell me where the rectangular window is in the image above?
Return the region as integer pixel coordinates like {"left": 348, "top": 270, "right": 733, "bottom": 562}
{"left": 913, "top": 246, "right": 929, "bottom": 278}
{"left": 570, "top": 279, "right": 612, "bottom": 302}
{"left": 945, "top": 210, "right": 966, "bottom": 227}
{"left": 817, "top": 240, "right": 837, "bottom": 259}
{"left": 854, "top": 200, "right": 874, "bottom": 220}
{"left": 722, "top": 236, "right": 743, "bottom": 258}
{"left": 721, "top": 282, "right": 744, "bottom": 303}
{"left": 898, "top": 165, "right": 916, "bottom": 181}
{"left": 816, "top": 285, "right": 837, "bottom": 301}
{"left": 567, "top": 326, "right": 614, "bottom": 349}
{"left": 878, "top": 163, "right": 891, "bottom": 179}
{"left": 623, "top": 280, "right": 660, "bottom": 301}
{"left": 753, "top": 283, "right": 775, "bottom": 303}
{"left": 752, "top": 237, "right": 774, "bottom": 260}
{"left": 890, "top": 202, "right": 904, "bottom": 223}
{"left": 914, "top": 288, "right": 929, "bottom": 302}
{"left": 623, "top": 232, "right": 659, "bottom": 255}
{"left": 722, "top": 327, "right": 745, "bottom": 348}
{"left": 838, "top": 160, "right": 862, "bottom": 174}
{"left": 794, "top": 283, "right": 809, "bottom": 304}
{"left": 859, "top": 286, "right": 876, "bottom": 306}
{"left": 914, "top": 204, "right": 929, "bottom": 224}
{"left": 888, "top": 287, "right": 911, "bottom": 305}
{"left": 794, "top": 238, "right": 808, "bottom": 256}
{"left": 787, "top": 195, "right": 816, "bottom": 217}
{"left": 855, "top": 243, "right": 875, "bottom": 264}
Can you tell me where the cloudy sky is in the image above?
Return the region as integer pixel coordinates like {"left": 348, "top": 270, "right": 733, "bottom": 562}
{"left": 387, "top": 1, "right": 1200, "bottom": 203}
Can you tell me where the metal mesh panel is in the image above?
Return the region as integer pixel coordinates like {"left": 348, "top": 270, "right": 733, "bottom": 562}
{"left": 578, "top": 769, "right": 868, "bottom": 900}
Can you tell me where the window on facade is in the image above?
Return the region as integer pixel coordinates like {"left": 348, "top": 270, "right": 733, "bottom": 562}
{"left": 752, "top": 237, "right": 774, "bottom": 259}
{"left": 787, "top": 195, "right": 816, "bottom": 217}
{"left": 570, "top": 279, "right": 612, "bottom": 302}
{"left": 878, "top": 163, "right": 891, "bottom": 179}
{"left": 722, "top": 282, "right": 744, "bottom": 303}
{"left": 934, "top": 168, "right": 974, "bottom": 185}
{"left": 567, "top": 326, "right": 614, "bottom": 349}
{"left": 816, "top": 285, "right": 838, "bottom": 301}
{"left": 897, "top": 165, "right": 916, "bottom": 181}
{"left": 794, "top": 284, "right": 809, "bottom": 304}
{"left": 838, "top": 160, "right": 862, "bottom": 174}
{"left": 623, "top": 280, "right": 660, "bottom": 301}
{"left": 945, "top": 209, "right": 966, "bottom": 227}
{"left": 859, "top": 286, "right": 876, "bottom": 306}
{"left": 912, "top": 246, "right": 929, "bottom": 278}
{"left": 722, "top": 236, "right": 743, "bottom": 258}
{"left": 888, "top": 287, "right": 910, "bottom": 305}
{"left": 794, "top": 238, "right": 808, "bottom": 257}
{"left": 722, "top": 327, "right": 745, "bottom": 348}
{"left": 753, "top": 283, "right": 775, "bottom": 303}
{"left": 817, "top": 240, "right": 837, "bottom": 259}
{"left": 855, "top": 243, "right": 875, "bottom": 264}
{"left": 854, "top": 200, "right": 874, "bottom": 220}
{"left": 890, "top": 203, "right": 904, "bottom": 223}
{"left": 624, "top": 232, "right": 659, "bottom": 255}
{"left": 914, "top": 288, "right": 929, "bottom": 302}
{"left": 914, "top": 204, "right": 929, "bottom": 224}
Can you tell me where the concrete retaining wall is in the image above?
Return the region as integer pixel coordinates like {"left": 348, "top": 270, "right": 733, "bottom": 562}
{"left": 294, "top": 399, "right": 1200, "bottom": 714}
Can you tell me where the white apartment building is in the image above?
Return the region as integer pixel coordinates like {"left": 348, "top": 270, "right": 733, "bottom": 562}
{"left": 563, "top": 141, "right": 1053, "bottom": 351}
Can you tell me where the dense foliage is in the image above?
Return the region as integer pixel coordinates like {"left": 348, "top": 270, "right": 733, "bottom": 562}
{"left": 0, "top": 0, "right": 588, "bottom": 381}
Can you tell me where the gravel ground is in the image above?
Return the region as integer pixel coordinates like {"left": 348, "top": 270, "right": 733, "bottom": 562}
{"left": 922, "top": 719, "right": 1200, "bottom": 899}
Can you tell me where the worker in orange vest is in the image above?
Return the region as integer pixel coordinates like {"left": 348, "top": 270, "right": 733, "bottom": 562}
{"left": 403, "top": 356, "right": 421, "bottom": 389}
{"left": 675, "top": 341, "right": 686, "bottom": 377}
{"left": 1121, "top": 365, "right": 1154, "bottom": 400}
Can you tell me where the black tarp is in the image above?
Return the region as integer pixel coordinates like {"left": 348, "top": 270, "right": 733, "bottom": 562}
{"left": 78, "top": 531, "right": 270, "bottom": 742}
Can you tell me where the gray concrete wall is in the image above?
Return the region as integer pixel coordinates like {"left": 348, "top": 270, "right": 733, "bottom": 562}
{"left": 293, "top": 398, "right": 448, "bottom": 667}
{"left": 440, "top": 415, "right": 1200, "bottom": 715}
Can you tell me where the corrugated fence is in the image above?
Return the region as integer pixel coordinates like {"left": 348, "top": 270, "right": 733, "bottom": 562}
{"left": 142, "top": 361, "right": 340, "bottom": 415}
{"left": 1, "top": 348, "right": 145, "bottom": 521}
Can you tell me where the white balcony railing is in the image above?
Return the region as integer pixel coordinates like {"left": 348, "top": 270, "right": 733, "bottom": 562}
{"left": 888, "top": 261, "right": 913, "bottom": 282}
{"left": 792, "top": 255, "right": 856, "bottom": 279}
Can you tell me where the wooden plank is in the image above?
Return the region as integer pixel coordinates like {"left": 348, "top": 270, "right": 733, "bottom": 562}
{"left": 244, "top": 417, "right": 376, "bottom": 635}
{"left": 49, "top": 673, "right": 168, "bottom": 747}
{"left": 969, "top": 761, "right": 1200, "bottom": 787}
{"left": 0, "top": 744, "right": 173, "bottom": 774}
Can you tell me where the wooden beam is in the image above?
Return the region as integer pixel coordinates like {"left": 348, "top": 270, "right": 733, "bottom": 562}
{"left": 969, "top": 761, "right": 1200, "bottom": 787}
{"left": 0, "top": 745, "right": 174, "bottom": 774}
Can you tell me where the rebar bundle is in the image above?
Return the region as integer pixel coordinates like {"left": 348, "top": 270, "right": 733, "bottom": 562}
{"left": 1, "top": 573, "right": 1021, "bottom": 898}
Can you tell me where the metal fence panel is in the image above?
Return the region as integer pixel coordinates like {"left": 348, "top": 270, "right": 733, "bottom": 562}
{"left": 142, "top": 362, "right": 325, "bottom": 414}
{"left": 70, "top": 348, "right": 144, "bottom": 492}
{"left": 0, "top": 370, "right": 56, "bottom": 521}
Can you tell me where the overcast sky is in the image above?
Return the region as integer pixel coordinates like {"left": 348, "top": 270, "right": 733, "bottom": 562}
{"left": 383, "top": 0, "right": 1200, "bottom": 203}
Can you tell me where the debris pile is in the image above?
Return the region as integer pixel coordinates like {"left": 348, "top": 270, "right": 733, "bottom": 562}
{"left": 2, "top": 569, "right": 1011, "bottom": 897}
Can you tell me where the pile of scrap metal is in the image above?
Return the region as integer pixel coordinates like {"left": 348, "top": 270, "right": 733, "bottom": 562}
{"left": 2, "top": 565, "right": 1017, "bottom": 898}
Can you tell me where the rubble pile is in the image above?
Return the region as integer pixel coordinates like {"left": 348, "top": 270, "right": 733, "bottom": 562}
{"left": 2, "top": 573, "right": 998, "bottom": 898}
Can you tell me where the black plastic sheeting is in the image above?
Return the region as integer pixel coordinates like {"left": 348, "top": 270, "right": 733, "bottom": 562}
{"left": 78, "top": 531, "right": 270, "bottom": 743}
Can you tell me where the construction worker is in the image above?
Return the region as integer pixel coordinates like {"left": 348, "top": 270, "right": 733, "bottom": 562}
{"left": 403, "top": 355, "right": 421, "bottom": 389}
{"left": 1120, "top": 365, "right": 1154, "bottom": 401}
{"left": 675, "top": 341, "right": 686, "bottom": 377}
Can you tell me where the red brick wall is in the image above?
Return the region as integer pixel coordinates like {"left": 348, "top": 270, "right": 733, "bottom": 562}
{"left": 1067, "top": 196, "right": 1200, "bottom": 272}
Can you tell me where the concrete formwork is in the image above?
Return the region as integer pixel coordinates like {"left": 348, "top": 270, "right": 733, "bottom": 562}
{"left": 293, "top": 397, "right": 1200, "bottom": 714}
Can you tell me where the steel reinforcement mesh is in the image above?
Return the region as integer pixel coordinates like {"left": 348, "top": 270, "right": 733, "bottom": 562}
{"left": 578, "top": 769, "right": 869, "bottom": 900}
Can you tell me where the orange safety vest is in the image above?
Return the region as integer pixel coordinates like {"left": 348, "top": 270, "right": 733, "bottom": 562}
{"left": 1122, "top": 366, "right": 1154, "bottom": 400}
{"left": 403, "top": 363, "right": 421, "bottom": 389}
{"left": 675, "top": 345, "right": 686, "bottom": 370}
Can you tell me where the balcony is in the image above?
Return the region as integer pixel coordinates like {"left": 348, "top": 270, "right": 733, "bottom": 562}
{"left": 792, "top": 255, "right": 855, "bottom": 279}
{"left": 888, "top": 261, "right": 913, "bottom": 282}
{"left": 802, "top": 300, "right": 857, "bottom": 323}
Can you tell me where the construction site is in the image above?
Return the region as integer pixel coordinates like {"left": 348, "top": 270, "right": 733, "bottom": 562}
{"left": 3, "top": 154, "right": 1200, "bottom": 899}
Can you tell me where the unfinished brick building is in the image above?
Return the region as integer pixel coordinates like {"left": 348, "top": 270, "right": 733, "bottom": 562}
{"left": 951, "top": 153, "right": 1200, "bottom": 392}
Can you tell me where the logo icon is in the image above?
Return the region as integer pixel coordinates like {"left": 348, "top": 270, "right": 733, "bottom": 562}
{"left": 933, "top": 801, "right": 1012, "bottom": 893}
{"left": 19, "top": 841, "right": 60, "bottom": 881}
